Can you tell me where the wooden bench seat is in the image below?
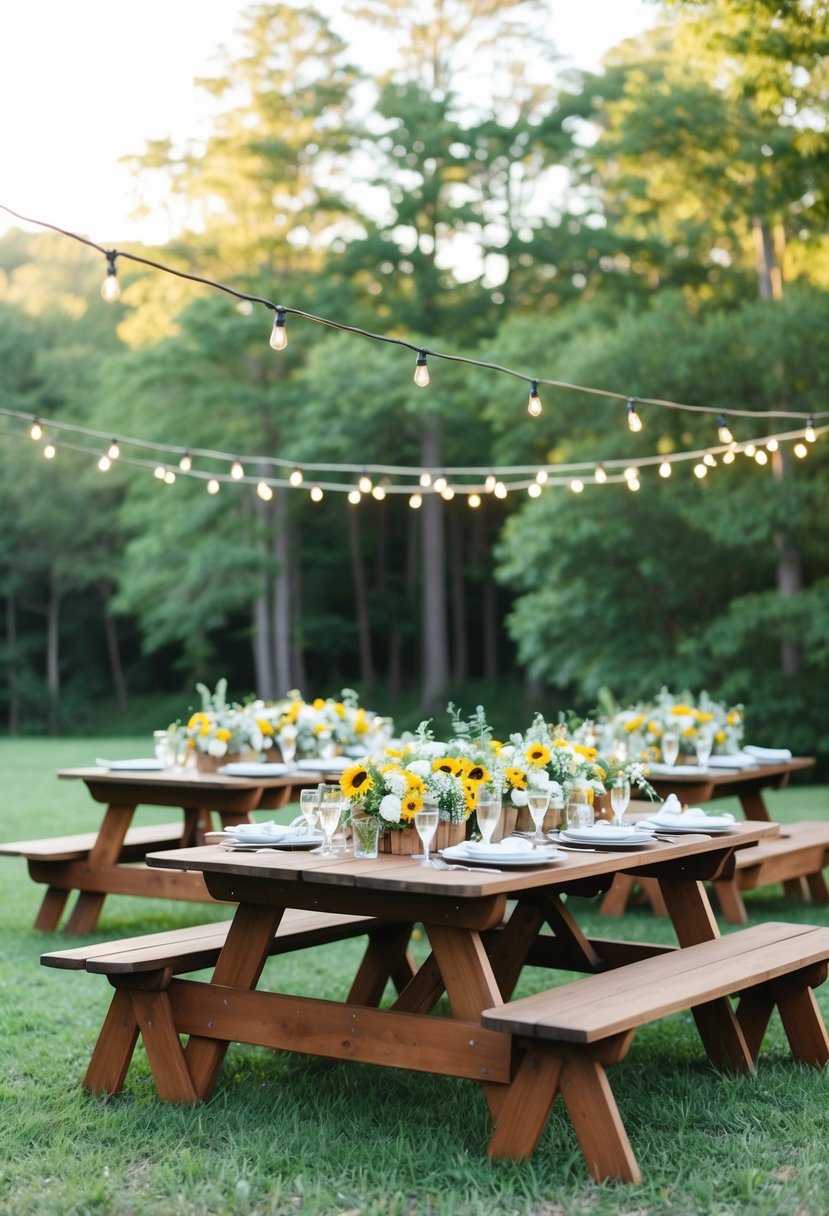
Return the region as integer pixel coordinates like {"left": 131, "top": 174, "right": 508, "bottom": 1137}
{"left": 482, "top": 922, "right": 829, "bottom": 1183}
{"left": 41, "top": 911, "right": 415, "bottom": 1100}
{"left": 714, "top": 820, "right": 829, "bottom": 922}
{"left": 0, "top": 823, "right": 184, "bottom": 863}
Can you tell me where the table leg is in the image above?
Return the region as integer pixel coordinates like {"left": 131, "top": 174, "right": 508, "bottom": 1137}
{"left": 184, "top": 903, "right": 287, "bottom": 1100}
{"left": 63, "top": 805, "right": 133, "bottom": 935}
{"left": 658, "top": 877, "right": 753, "bottom": 1072}
{"left": 347, "top": 923, "right": 416, "bottom": 1006}
{"left": 32, "top": 884, "right": 72, "bottom": 932}
{"left": 739, "top": 791, "right": 772, "bottom": 822}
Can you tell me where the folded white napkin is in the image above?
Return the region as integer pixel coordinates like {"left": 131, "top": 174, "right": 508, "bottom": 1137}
{"left": 226, "top": 821, "right": 288, "bottom": 839}
{"left": 646, "top": 799, "right": 735, "bottom": 828}
{"left": 467, "top": 836, "right": 534, "bottom": 855}
{"left": 707, "top": 753, "right": 758, "bottom": 769}
{"left": 744, "top": 745, "right": 792, "bottom": 762}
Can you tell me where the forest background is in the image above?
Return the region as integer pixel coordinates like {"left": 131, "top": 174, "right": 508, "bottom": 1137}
{"left": 1, "top": 0, "right": 828, "bottom": 762}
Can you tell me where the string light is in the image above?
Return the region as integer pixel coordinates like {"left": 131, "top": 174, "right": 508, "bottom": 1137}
{"left": 623, "top": 466, "right": 638, "bottom": 483}
{"left": 627, "top": 475, "right": 640, "bottom": 491}
{"left": 704, "top": 452, "right": 717, "bottom": 467}
{"left": 269, "top": 306, "right": 288, "bottom": 351}
{"left": 43, "top": 441, "right": 56, "bottom": 459}
{"left": 527, "top": 483, "right": 542, "bottom": 498}
{"left": 358, "top": 474, "right": 373, "bottom": 494}
{"left": 755, "top": 449, "right": 768, "bottom": 465}
{"left": 310, "top": 484, "right": 324, "bottom": 502}
{"left": 570, "top": 479, "right": 584, "bottom": 493}
{"left": 179, "top": 452, "right": 192, "bottom": 472}
{"left": 348, "top": 488, "right": 362, "bottom": 505}
{"left": 626, "top": 398, "right": 643, "bottom": 433}
{"left": 107, "top": 439, "right": 120, "bottom": 460}
{"left": 256, "top": 480, "right": 273, "bottom": 501}
{"left": 722, "top": 450, "right": 736, "bottom": 464}
{"left": 536, "top": 469, "right": 548, "bottom": 485}
{"left": 694, "top": 463, "right": 707, "bottom": 478}
{"left": 230, "top": 459, "right": 244, "bottom": 480}
{"left": 419, "top": 472, "right": 432, "bottom": 488}
{"left": 97, "top": 455, "right": 111, "bottom": 472}
{"left": 433, "top": 476, "right": 447, "bottom": 493}
{"left": 30, "top": 419, "right": 43, "bottom": 441}
{"left": 527, "top": 381, "right": 542, "bottom": 417}
{"left": 408, "top": 492, "right": 422, "bottom": 509}
{"left": 594, "top": 465, "right": 607, "bottom": 484}
{"left": 484, "top": 474, "right": 497, "bottom": 493}
{"left": 717, "top": 416, "right": 733, "bottom": 444}
{"left": 494, "top": 482, "right": 507, "bottom": 499}
{"left": 744, "top": 443, "right": 757, "bottom": 457}
{"left": 441, "top": 485, "right": 455, "bottom": 501}
{"left": 154, "top": 465, "right": 166, "bottom": 480}
{"left": 767, "top": 438, "right": 778, "bottom": 452}
{"left": 371, "top": 485, "right": 386, "bottom": 500}
{"left": 467, "top": 493, "right": 481, "bottom": 508}
{"left": 289, "top": 467, "right": 304, "bottom": 487}
{"left": 658, "top": 460, "right": 672, "bottom": 478}
{"left": 207, "top": 478, "right": 221, "bottom": 494}
{"left": 164, "top": 469, "right": 176, "bottom": 484}
{"left": 805, "top": 418, "right": 816, "bottom": 442}
{"left": 413, "top": 350, "right": 430, "bottom": 387}
{"left": 100, "top": 251, "right": 120, "bottom": 302}
{"left": 794, "top": 443, "right": 808, "bottom": 458}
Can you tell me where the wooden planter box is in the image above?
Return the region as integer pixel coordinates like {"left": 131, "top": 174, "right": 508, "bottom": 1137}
{"left": 379, "top": 821, "right": 467, "bottom": 854}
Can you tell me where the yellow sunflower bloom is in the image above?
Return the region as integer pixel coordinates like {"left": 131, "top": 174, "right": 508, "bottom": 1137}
{"left": 400, "top": 793, "right": 423, "bottom": 822}
{"left": 341, "top": 765, "right": 374, "bottom": 799}
{"left": 624, "top": 714, "right": 645, "bottom": 733}
{"left": 432, "top": 756, "right": 462, "bottom": 777}
{"left": 312, "top": 698, "right": 326, "bottom": 711}
{"left": 503, "top": 766, "right": 527, "bottom": 790}
{"left": 573, "top": 744, "right": 597, "bottom": 762}
{"left": 525, "top": 743, "right": 551, "bottom": 767}
{"left": 215, "top": 727, "right": 232, "bottom": 742}
{"left": 405, "top": 772, "right": 426, "bottom": 793}
{"left": 256, "top": 718, "right": 275, "bottom": 736}
{"left": 464, "top": 764, "right": 490, "bottom": 783}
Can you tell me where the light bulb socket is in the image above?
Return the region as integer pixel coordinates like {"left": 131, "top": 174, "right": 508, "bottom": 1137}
{"left": 626, "top": 398, "right": 643, "bottom": 431}
{"left": 414, "top": 350, "right": 430, "bottom": 387}
{"left": 527, "top": 381, "right": 541, "bottom": 416}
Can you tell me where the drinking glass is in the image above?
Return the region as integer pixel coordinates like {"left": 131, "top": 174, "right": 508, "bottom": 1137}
{"left": 566, "top": 790, "right": 593, "bottom": 831}
{"left": 414, "top": 808, "right": 440, "bottom": 867}
{"left": 153, "top": 730, "right": 171, "bottom": 767}
{"left": 475, "top": 782, "right": 502, "bottom": 847}
{"left": 696, "top": 729, "right": 713, "bottom": 769}
{"left": 661, "top": 732, "right": 679, "bottom": 767}
{"left": 278, "top": 728, "right": 297, "bottom": 766}
{"left": 299, "top": 788, "right": 319, "bottom": 835}
{"left": 313, "top": 785, "right": 343, "bottom": 856}
{"left": 610, "top": 777, "right": 631, "bottom": 826}
{"left": 527, "top": 790, "right": 551, "bottom": 845}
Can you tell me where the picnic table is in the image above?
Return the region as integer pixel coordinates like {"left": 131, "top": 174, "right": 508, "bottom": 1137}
{"left": 600, "top": 757, "right": 827, "bottom": 921}
{"left": 0, "top": 766, "right": 326, "bottom": 935}
{"left": 80, "top": 819, "right": 812, "bottom": 1182}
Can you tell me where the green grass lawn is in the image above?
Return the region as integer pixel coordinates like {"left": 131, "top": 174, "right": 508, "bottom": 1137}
{"left": 2, "top": 739, "right": 829, "bottom": 1215}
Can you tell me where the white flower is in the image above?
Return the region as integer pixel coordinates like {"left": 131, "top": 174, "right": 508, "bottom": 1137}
{"left": 379, "top": 794, "right": 402, "bottom": 822}
{"left": 527, "top": 768, "right": 551, "bottom": 790}
{"left": 384, "top": 771, "right": 408, "bottom": 797}
{"left": 511, "top": 789, "right": 529, "bottom": 807}
{"left": 421, "top": 742, "right": 447, "bottom": 758}
{"left": 207, "top": 738, "right": 228, "bottom": 757}
{"left": 406, "top": 760, "right": 431, "bottom": 779}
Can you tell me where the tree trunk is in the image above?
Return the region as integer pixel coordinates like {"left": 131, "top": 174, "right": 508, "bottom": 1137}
{"left": 420, "top": 424, "right": 449, "bottom": 710}
{"left": 6, "top": 590, "right": 18, "bottom": 735}
{"left": 348, "top": 505, "right": 375, "bottom": 689}
{"left": 46, "top": 579, "right": 60, "bottom": 736}
{"left": 98, "top": 582, "right": 128, "bottom": 712}
{"left": 290, "top": 543, "right": 307, "bottom": 692}
{"left": 253, "top": 581, "right": 274, "bottom": 699}
{"left": 449, "top": 509, "right": 468, "bottom": 684}
{"left": 752, "top": 216, "right": 782, "bottom": 302}
{"left": 772, "top": 447, "right": 802, "bottom": 676}
{"left": 270, "top": 489, "right": 293, "bottom": 692}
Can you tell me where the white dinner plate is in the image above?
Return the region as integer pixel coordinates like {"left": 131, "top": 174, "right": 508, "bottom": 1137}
{"left": 440, "top": 842, "right": 562, "bottom": 867}
{"left": 220, "top": 827, "right": 323, "bottom": 846}
{"left": 636, "top": 820, "right": 736, "bottom": 835}
{"left": 294, "top": 758, "right": 350, "bottom": 773}
{"left": 647, "top": 763, "right": 710, "bottom": 776}
{"left": 219, "top": 836, "right": 323, "bottom": 851}
{"left": 95, "top": 757, "right": 165, "bottom": 771}
{"left": 558, "top": 830, "right": 652, "bottom": 849}
{"left": 217, "top": 762, "right": 289, "bottom": 777}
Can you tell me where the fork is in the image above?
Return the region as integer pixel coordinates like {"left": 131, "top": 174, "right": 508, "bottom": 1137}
{"left": 429, "top": 857, "right": 503, "bottom": 874}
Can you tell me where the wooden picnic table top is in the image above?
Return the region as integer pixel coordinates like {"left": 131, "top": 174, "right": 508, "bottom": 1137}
{"left": 644, "top": 756, "right": 815, "bottom": 821}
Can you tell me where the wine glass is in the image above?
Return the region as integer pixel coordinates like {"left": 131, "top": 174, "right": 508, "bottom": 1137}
{"left": 696, "top": 728, "right": 714, "bottom": 770}
{"left": 661, "top": 732, "right": 679, "bottom": 767}
{"left": 313, "top": 785, "right": 343, "bottom": 856}
{"left": 414, "top": 807, "right": 440, "bottom": 867}
{"left": 527, "top": 790, "right": 550, "bottom": 845}
{"left": 475, "top": 782, "right": 502, "bottom": 847}
{"left": 278, "top": 728, "right": 297, "bottom": 767}
{"left": 299, "top": 788, "right": 319, "bottom": 835}
{"left": 610, "top": 777, "right": 631, "bottom": 826}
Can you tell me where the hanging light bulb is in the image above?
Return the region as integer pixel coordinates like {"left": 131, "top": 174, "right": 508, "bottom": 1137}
{"left": 154, "top": 465, "right": 166, "bottom": 480}
{"left": 207, "top": 478, "right": 221, "bottom": 495}
{"left": 97, "top": 455, "right": 111, "bottom": 472}
{"left": 717, "top": 415, "right": 733, "bottom": 444}
{"left": 494, "top": 481, "right": 508, "bottom": 499}
{"left": 348, "top": 488, "right": 362, "bottom": 505}
{"left": 408, "top": 492, "right": 423, "bottom": 509}
{"left": 659, "top": 460, "right": 672, "bottom": 479}
{"left": 594, "top": 465, "right": 607, "bottom": 484}
{"left": 413, "top": 350, "right": 430, "bottom": 387}
{"left": 43, "top": 441, "right": 57, "bottom": 460}
{"left": 310, "top": 485, "right": 324, "bottom": 502}
{"left": 744, "top": 443, "right": 757, "bottom": 457}
{"left": 419, "top": 471, "right": 432, "bottom": 488}
{"left": 256, "top": 480, "right": 273, "bottom": 501}
{"left": 626, "top": 398, "right": 643, "bottom": 432}
{"left": 694, "top": 463, "right": 707, "bottom": 478}
{"left": 704, "top": 453, "right": 717, "bottom": 467}
{"left": 794, "top": 442, "right": 808, "bottom": 459}
{"left": 623, "top": 466, "right": 638, "bottom": 483}
{"left": 230, "top": 459, "right": 244, "bottom": 480}
{"left": 527, "top": 483, "right": 542, "bottom": 498}
{"left": 527, "top": 381, "right": 542, "bottom": 417}
{"left": 536, "top": 469, "right": 549, "bottom": 485}
{"left": 29, "top": 419, "right": 43, "bottom": 441}
{"left": 755, "top": 449, "right": 768, "bottom": 465}
{"left": 627, "top": 475, "right": 640, "bottom": 491}
{"left": 485, "top": 474, "right": 497, "bottom": 493}
{"left": 767, "top": 438, "right": 779, "bottom": 452}
{"left": 433, "top": 476, "right": 447, "bottom": 493}
{"left": 179, "top": 452, "right": 192, "bottom": 472}
{"left": 101, "top": 251, "right": 120, "bottom": 302}
{"left": 570, "top": 479, "right": 584, "bottom": 494}
{"left": 289, "top": 467, "right": 304, "bottom": 487}
{"left": 269, "top": 306, "right": 288, "bottom": 351}
{"left": 107, "top": 439, "right": 120, "bottom": 460}
{"left": 372, "top": 485, "right": 386, "bottom": 500}
{"left": 467, "top": 493, "right": 481, "bottom": 508}
{"left": 805, "top": 417, "right": 816, "bottom": 442}
{"left": 722, "top": 449, "right": 736, "bottom": 464}
{"left": 164, "top": 470, "right": 176, "bottom": 484}
{"left": 358, "top": 474, "right": 373, "bottom": 494}
{"left": 440, "top": 485, "right": 455, "bottom": 501}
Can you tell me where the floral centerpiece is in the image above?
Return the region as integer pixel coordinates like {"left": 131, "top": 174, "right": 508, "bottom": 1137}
{"left": 185, "top": 679, "right": 270, "bottom": 770}
{"left": 602, "top": 688, "right": 744, "bottom": 762}
{"left": 338, "top": 721, "right": 477, "bottom": 853}
{"left": 256, "top": 688, "right": 387, "bottom": 759}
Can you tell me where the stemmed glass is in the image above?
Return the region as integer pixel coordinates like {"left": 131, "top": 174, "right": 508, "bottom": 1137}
{"left": 278, "top": 728, "right": 297, "bottom": 767}
{"left": 527, "top": 790, "right": 551, "bottom": 846}
{"left": 475, "top": 782, "right": 502, "bottom": 847}
{"left": 313, "top": 784, "right": 343, "bottom": 856}
{"left": 299, "top": 788, "right": 319, "bottom": 836}
{"left": 696, "top": 728, "right": 714, "bottom": 770}
{"left": 610, "top": 776, "right": 631, "bottom": 826}
{"left": 414, "top": 806, "right": 440, "bottom": 867}
{"left": 661, "top": 732, "right": 679, "bottom": 767}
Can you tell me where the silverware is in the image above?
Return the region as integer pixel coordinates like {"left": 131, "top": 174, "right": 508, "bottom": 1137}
{"left": 430, "top": 858, "right": 503, "bottom": 873}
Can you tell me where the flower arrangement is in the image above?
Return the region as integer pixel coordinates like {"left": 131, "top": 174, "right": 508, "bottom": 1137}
{"left": 185, "top": 679, "right": 269, "bottom": 759}
{"left": 602, "top": 688, "right": 744, "bottom": 762}
{"left": 339, "top": 721, "right": 478, "bottom": 831}
{"left": 255, "top": 688, "right": 387, "bottom": 758}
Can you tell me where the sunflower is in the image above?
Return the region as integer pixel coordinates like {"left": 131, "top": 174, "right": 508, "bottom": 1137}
{"left": 400, "top": 793, "right": 423, "bottom": 822}
{"left": 405, "top": 771, "right": 426, "bottom": 794}
{"left": 464, "top": 763, "right": 490, "bottom": 783}
{"left": 503, "top": 766, "right": 527, "bottom": 789}
{"left": 432, "top": 756, "right": 462, "bottom": 776}
{"left": 462, "top": 780, "right": 478, "bottom": 814}
{"left": 340, "top": 764, "right": 375, "bottom": 799}
{"left": 572, "top": 743, "right": 598, "bottom": 762}
{"left": 525, "top": 742, "right": 551, "bottom": 767}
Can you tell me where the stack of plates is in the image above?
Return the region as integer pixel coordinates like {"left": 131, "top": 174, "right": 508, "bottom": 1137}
{"left": 440, "top": 838, "right": 561, "bottom": 867}
{"left": 218, "top": 822, "right": 323, "bottom": 849}
{"left": 95, "top": 758, "right": 165, "bottom": 771}
{"left": 559, "top": 824, "right": 652, "bottom": 849}
{"left": 217, "top": 762, "right": 289, "bottom": 777}
{"left": 637, "top": 808, "right": 736, "bottom": 834}
{"left": 294, "top": 758, "right": 350, "bottom": 773}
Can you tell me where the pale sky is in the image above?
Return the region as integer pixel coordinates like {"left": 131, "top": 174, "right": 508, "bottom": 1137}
{"left": 1, "top": 0, "right": 656, "bottom": 246}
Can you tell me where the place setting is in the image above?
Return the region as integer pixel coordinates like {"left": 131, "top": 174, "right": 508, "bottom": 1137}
{"left": 432, "top": 788, "right": 564, "bottom": 869}
{"left": 634, "top": 792, "right": 738, "bottom": 835}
